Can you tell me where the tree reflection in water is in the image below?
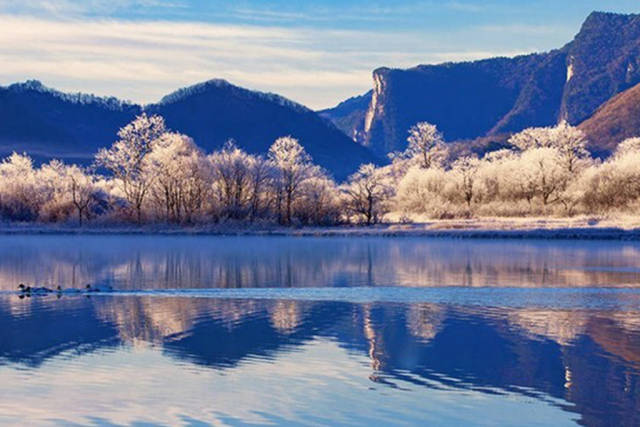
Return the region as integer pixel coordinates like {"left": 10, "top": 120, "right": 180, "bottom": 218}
{"left": 1, "top": 235, "right": 640, "bottom": 425}
{"left": 1, "top": 236, "right": 640, "bottom": 290}
{"left": 1, "top": 295, "right": 639, "bottom": 426}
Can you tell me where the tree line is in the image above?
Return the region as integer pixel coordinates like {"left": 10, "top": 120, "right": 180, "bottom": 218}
{"left": 1, "top": 113, "right": 639, "bottom": 226}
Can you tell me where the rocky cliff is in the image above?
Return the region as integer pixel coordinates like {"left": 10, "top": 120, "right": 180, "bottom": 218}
{"left": 323, "top": 11, "right": 640, "bottom": 157}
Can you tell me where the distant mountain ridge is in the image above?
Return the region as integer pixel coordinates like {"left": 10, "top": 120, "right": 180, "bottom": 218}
{"left": 156, "top": 79, "right": 310, "bottom": 113}
{"left": 318, "top": 91, "right": 372, "bottom": 142}
{"left": 0, "top": 79, "right": 379, "bottom": 180}
{"left": 322, "top": 11, "right": 640, "bottom": 157}
{"left": 7, "top": 80, "right": 135, "bottom": 110}
{"left": 0, "top": 80, "right": 141, "bottom": 159}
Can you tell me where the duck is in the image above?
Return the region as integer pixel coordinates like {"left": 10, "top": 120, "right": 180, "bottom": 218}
{"left": 56, "top": 286, "right": 82, "bottom": 294}
{"left": 18, "top": 284, "right": 53, "bottom": 295}
{"left": 85, "top": 284, "right": 114, "bottom": 293}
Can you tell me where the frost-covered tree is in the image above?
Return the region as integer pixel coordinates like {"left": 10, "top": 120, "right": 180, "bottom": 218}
{"left": 268, "top": 136, "right": 314, "bottom": 225}
{"left": 475, "top": 149, "right": 518, "bottom": 203}
{"left": 551, "top": 121, "right": 590, "bottom": 174}
{"left": 395, "top": 166, "right": 447, "bottom": 215}
{"left": 450, "top": 156, "right": 480, "bottom": 208}
{"left": 342, "top": 164, "right": 393, "bottom": 225}
{"left": 180, "top": 159, "right": 213, "bottom": 224}
{"left": 65, "top": 165, "right": 97, "bottom": 225}
{"left": 37, "top": 159, "right": 73, "bottom": 222}
{"left": 557, "top": 170, "right": 589, "bottom": 216}
{"left": 95, "top": 113, "right": 166, "bottom": 223}
{"left": 509, "top": 121, "right": 589, "bottom": 174}
{"left": 9, "top": 109, "right": 640, "bottom": 225}
{"left": 247, "top": 154, "right": 273, "bottom": 220}
{"left": 518, "top": 147, "right": 567, "bottom": 206}
{"left": 147, "top": 132, "right": 211, "bottom": 223}
{"left": 582, "top": 145, "right": 640, "bottom": 212}
{"left": 208, "top": 141, "right": 275, "bottom": 222}
{"left": 0, "top": 153, "right": 42, "bottom": 221}
{"left": 403, "top": 122, "right": 448, "bottom": 169}
{"left": 614, "top": 137, "right": 640, "bottom": 159}
{"left": 295, "top": 168, "right": 341, "bottom": 225}
{"left": 509, "top": 126, "right": 553, "bottom": 151}
{"left": 209, "top": 140, "right": 253, "bottom": 219}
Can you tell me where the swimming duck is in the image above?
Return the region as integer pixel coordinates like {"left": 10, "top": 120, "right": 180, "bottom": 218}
{"left": 31, "top": 286, "right": 54, "bottom": 294}
{"left": 56, "top": 286, "right": 82, "bottom": 294}
{"left": 85, "top": 284, "right": 114, "bottom": 293}
{"left": 18, "top": 284, "right": 53, "bottom": 295}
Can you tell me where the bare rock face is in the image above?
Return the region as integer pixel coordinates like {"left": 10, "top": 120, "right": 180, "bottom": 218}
{"left": 323, "top": 11, "right": 640, "bottom": 157}
{"left": 362, "top": 55, "right": 551, "bottom": 156}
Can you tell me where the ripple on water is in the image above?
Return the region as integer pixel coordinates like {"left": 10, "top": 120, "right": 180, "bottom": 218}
{"left": 0, "top": 235, "right": 639, "bottom": 425}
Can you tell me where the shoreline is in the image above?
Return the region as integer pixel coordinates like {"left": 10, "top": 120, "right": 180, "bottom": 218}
{"left": 2, "top": 221, "right": 640, "bottom": 240}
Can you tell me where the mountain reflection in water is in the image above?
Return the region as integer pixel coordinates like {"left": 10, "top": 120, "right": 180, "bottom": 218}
{"left": 1, "top": 235, "right": 640, "bottom": 426}
{"left": 0, "top": 295, "right": 639, "bottom": 426}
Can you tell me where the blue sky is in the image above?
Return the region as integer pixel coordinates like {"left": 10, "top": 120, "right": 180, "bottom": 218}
{"left": 0, "top": 0, "right": 639, "bottom": 109}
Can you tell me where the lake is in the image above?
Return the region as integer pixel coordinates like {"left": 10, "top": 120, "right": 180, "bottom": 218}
{"left": 0, "top": 235, "right": 639, "bottom": 426}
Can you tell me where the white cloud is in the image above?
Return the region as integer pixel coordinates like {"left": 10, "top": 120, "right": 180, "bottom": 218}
{"left": 0, "top": 15, "right": 556, "bottom": 109}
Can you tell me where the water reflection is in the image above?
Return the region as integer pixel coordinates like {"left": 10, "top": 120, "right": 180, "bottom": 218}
{"left": 1, "top": 235, "right": 640, "bottom": 289}
{"left": 1, "top": 294, "right": 639, "bottom": 426}
{"left": 2, "top": 235, "right": 640, "bottom": 425}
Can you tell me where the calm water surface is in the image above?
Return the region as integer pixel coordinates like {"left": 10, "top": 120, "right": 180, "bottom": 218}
{"left": 1, "top": 235, "right": 640, "bottom": 426}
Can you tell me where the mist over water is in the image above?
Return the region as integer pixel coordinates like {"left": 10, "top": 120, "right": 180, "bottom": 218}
{"left": 1, "top": 236, "right": 640, "bottom": 425}
{"left": 1, "top": 235, "right": 640, "bottom": 290}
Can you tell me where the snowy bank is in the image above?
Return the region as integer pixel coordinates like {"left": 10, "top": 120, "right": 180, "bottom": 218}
{"left": 2, "top": 217, "right": 640, "bottom": 240}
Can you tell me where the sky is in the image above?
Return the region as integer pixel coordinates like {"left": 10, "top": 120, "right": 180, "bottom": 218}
{"left": 0, "top": 1, "right": 639, "bottom": 109}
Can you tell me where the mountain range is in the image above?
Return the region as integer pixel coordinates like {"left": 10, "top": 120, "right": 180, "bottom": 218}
{"left": 321, "top": 11, "right": 640, "bottom": 157}
{"left": 0, "top": 79, "right": 378, "bottom": 180}
{"left": 2, "top": 10, "right": 640, "bottom": 178}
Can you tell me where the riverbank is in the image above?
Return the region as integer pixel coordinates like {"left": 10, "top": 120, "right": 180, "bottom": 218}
{"left": 2, "top": 216, "right": 640, "bottom": 240}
